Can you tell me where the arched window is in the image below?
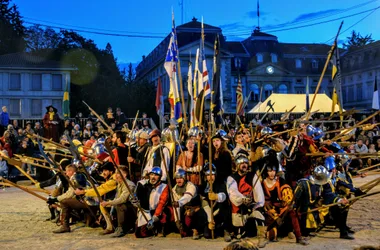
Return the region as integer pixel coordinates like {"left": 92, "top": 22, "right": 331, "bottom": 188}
{"left": 279, "top": 84, "right": 288, "bottom": 94}
{"left": 264, "top": 84, "right": 273, "bottom": 99}
{"left": 250, "top": 84, "right": 260, "bottom": 101}
{"left": 312, "top": 59, "right": 318, "bottom": 69}
{"left": 256, "top": 53, "right": 263, "bottom": 63}
{"left": 295, "top": 59, "right": 302, "bottom": 68}
{"left": 271, "top": 53, "right": 278, "bottom": 63}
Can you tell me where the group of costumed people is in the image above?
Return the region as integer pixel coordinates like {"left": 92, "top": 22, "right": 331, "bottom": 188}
{"left": 1, "top": 109, "right": 379, "bottom": 249}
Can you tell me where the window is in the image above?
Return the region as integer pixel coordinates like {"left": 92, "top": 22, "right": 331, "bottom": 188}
{"left": 31, "top": 99, "right": 42, "bottom": 116}
{"left": 295, "top": 59, "right": 302, "bottom": 68}
{"left": 250, "top": 84, "right": 260, "bottom": 101}
{"left": 52, "top": 99, "right": 62, "bottom": 115}
{"left": 256, "top": 53, "right": 263, "bottom": 63}
{"left": 31, "top": 74, "right": 42, "bottom": 90}
{"left": 10, "top": 73, "right": 21, "bottom": 90}
{"left": 356, "top": 85, "right": 362, "bottom": 101}
{"left": 271, "top": 53, "right": 278, "bottom": 63}
{"left": 312, "top": 59, "right": 318, "bottom": 69}
{"left": 296, "top": 79, "right": 303, "bottom": 84}
{"left": 278, "top": 84, "right": 288, "bottom": 94}
{"left": 264, "top": 84, "right": 273, "bottom": 99}
{"left": 52, "top": 74, "right": 62, "bottom": 90}
{"left": 9, "top": 99, "right": 21, "bottom": 116}
{"left": 348, "top": 86, "right": 354, "bottom": 101}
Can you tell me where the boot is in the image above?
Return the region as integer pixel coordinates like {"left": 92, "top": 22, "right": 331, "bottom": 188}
{"left": 110, "top": 227, "right": 125, "bottom": 238}
{"left": 99, "top": 229, "right": 114, "bottom": 235}
{"left": 296, "top": 237, "right": 310, "bottom": 245}
{"left": 53, "top": 210, "right": 70, "bottom": 233}
{"left": 192, "top": 229, "right": 200, "bottom": 240}
{"left": 257, "top": 226, "right": 268, "bottom": 248}
{"left": 340, "top": 232, "right": 355, "bottom": 240}
{"left": 224, "top": 230, "right": 232, "bottom": 242}
{"left": 45, "top": 206, "right": 56, "bottom": 221}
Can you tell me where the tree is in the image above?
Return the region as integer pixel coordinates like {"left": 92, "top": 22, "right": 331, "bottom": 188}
{"left": 125, "top": 63, "right": 135, "bottom": 84}
{"left": 26, "top": 25, "right": 61, "bottom": 51}
{"left": 0, "top": 0, "right": 26, "bottom": 54}
{"left": 343, "top": 30, "right": 374, "bottom": 50}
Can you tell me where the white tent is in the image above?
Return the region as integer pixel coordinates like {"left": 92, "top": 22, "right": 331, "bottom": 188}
{"left": 248, "top": 93, "right": 343, "bottom": 113}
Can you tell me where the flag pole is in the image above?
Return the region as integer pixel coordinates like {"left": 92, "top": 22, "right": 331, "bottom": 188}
{"left": 305, "top": 21, "right": 343, "bottom": 120}
{"left": 174, "top": 15, "right": 188, "bottom": 133}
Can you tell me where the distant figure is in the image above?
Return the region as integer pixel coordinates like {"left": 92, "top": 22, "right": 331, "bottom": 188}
{"left": 0, "top": 106, "right": 9, "bottom": 136}
{"left": 43, "top": 105, "right": 61, "bottom": 142}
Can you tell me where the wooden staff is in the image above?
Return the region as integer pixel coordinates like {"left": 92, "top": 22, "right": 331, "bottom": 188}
{"left": 208, "top": 121, "right": 215, "bottom": 239}
{"left": 14, "top": 154, "right": 48, "bottom": 164}
{"left": 16, "top": 158, "right": 57, "bottom": 171}
{"left": 82, "top": 101, "right": 112, "bottom": 131}
{"left": 128, "top": 110, "right": 139, "bottom": 181}
{"left": 332, "top": 110, "right": 380, "bottom": 141}
{"left": 158, "top": 145, "right": 183, "bottom": 235}
{"left": 104, "top": 140, "right": 149, "bottom": 223}
{"left": 255, "top": 128, "right": 297, "bottom": 143}
{"left": 50, "top": 152, "right": 74, "bottom": 158}
{"left": 359, "top": 177, "right": 380, "bottom": 190}
{"left": 3, "top": 155, "right": 38, "bottom": 185}
{"left": 1, "top": 182, "right": 51, "bottom": 194}
{"left": 306, "top": 152, "right": 380, "bottom": 157}
{"left": 0, "top": 177, "right": 56, "bottom": 205}
{"left": 357, "top": 163, "right": 380, "bottom": 173}
{"left": 304, "top": 190, "right": 380, "bottom": 214}
{"left": 305, "top": 21, "right": 343, "bottom": 121}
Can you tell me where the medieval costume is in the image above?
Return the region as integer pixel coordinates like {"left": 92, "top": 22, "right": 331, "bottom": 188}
{"left": 43, "top": 105, "right": 61, "bottom": 142}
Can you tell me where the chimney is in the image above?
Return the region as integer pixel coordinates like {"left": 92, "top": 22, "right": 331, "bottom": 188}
{"left": 142, "top": 55, "right": 146, "bottom": 61}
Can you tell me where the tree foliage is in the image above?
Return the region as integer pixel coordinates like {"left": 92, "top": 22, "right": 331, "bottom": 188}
{"left": 343, "top": 30, "right": 374, "bottom": 50}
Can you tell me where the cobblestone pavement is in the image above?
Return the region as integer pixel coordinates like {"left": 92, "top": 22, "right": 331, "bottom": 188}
{"left": 0, "top": 176, "right": 379, "bottom": 250}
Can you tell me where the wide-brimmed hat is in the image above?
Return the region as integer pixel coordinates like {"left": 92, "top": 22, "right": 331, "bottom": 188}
{"left": 46, "top": 105, "right": 58, "bottom": 113}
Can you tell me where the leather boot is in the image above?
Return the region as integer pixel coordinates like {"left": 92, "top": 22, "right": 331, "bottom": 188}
{"left": 53, "top": 208, "right": 70, "bottom": 233}
{"left": 257, "top": 226, "right": 268, "bottom": 248}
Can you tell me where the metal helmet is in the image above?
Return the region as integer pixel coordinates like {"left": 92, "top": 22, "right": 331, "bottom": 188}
{"left": 261, "top": 127, "right": 273, "bottom": 135}
{"left": 312, "top": 165, "right": 331, "bottom": 185}
{"left": 324, "top": 156, "right": 336, "bottom": 171}
{"left": 306, "top": 125, "right": 316, "bottom": 137}
{"left": 129, "top": 129, "right": 139, "bottom": 142}
{"left": 313, "top": 127, "right": 325, "bottom": 140}
{"left": 203, "top": 163, "right": 216, "bottom": 175}
{"left": 72, "top": 158, "right": 81, "bottom": 167}
{"left": 97, "top": 137, "right": 105, "bottom": 144}
{"left": 150, "top": 166, "right": 162, "bottom": 176}
{"left": 161, "top": 127, "right": 176, "bottom": 143}
{"left": 175, "top": 168, "right": 187, "bottom": 179}
{"left": 235, "top": 153, "right": 249, "bottom": 165}
{"left": 212, "top": 129, "right": 229, "bottom": 141}
{"left": 188, "top": 126, "right": 203, "bottom": 137}
{"left": 92, "top": 143, "right": 105, "bottom": 155}
{"left": 331, "top": 142, "right": 341, "bottom": 150}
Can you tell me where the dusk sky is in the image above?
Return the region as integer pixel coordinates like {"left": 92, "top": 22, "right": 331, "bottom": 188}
{"left": 13, "top": 0, "right": 380, "bottom": 66}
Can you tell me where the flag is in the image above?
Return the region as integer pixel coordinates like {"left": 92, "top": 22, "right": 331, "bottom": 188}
{"left": 155, "top": 77, "right": 164, "bottom": 116}
{"left": 211, "top": 34, "right": 222, "bottom": 120}
{"left": 187, "top": 62, "right": 196, "bottom": 127}
{"left": 236, "top": 77, "right": 244, "bottom": 116}
{"left": 200, "top": 18, "right": 210, "bottom": 97}
{"left": 330, "top": 41, "right": 343, "bottom": 118}
{"left": 193, "top": 48, "right": 200, "bottom": 125}
{"left": 372, "top": 76, "right": 379, "bottom": 110}
{"left": 306, "top": 76, "right": 310, "bottom": 112}
{"left": 164, "top": 12, "right": 182, "bottom": 123}
{"left": 195, "top": 89, "right": 204, "bottom": 124}
{"left": 62, "top": 75, "right": 70, "bottom": 118}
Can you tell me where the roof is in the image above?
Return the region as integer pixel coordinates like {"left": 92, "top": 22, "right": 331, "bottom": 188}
{"left": 226, "top": 41, "right": 249, "bottom": 55}
{"left": 0, "top": 52, "right": 75, "bottom": 70}
{"left": 177, "top": 17, "right": 222, "bottom": 31}
{"left": 248, "top": 93, "right": 342, "bottom": 113}
{"left": 280, "top": 43, "right": 333, "bottom": 55}
{"left": 251, "top": 29, "right": 277, "bottom": 38}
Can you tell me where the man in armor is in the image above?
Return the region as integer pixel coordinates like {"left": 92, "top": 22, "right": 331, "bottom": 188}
{"left": 142, "top": 129, "right": 170, "bottom": 181}
{"left": 47, "top": 164, "right": 93, "bottom": 233}
{"left": 127, "top": 130, "right": 150, "bottom": 182}
{"left": 227, "top": 153, "right": 267, "bottom": 248}
{"left": 172, "top": 168, "right": 206, "bottom": 239}
{"left": 201, "top": 163, "right": 232, "bottom": 242}
{"left": 134, "top": 166, "right": 170, "bottom": 238}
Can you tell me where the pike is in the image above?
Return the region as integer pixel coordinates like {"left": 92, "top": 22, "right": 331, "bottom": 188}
{"left": 207, "top": 121, "right": 215, "bottom": 239}
{"left": 255, "top": 128, "right": 297, "bottom": 144}
{"left": 304, "top": 191, "right": 380, "bottom": 214}
{"left": 158, "top": 145, "right": 184, "bottom": 236}
{"left": 27, "top": 132, "right": 102, "bottom": 163}
{"left": 2, "top": 155, "right": 40, "bottom": 186}
{"left": 332, "top": 110, "right": 380, "bottom": 140}
{"left": 37, "top": 139, "right": 99, "bottom": 222}
{"left": 1, "top": 182, "right": 52, "bottom": 194}
{"left": 104, "top": 139, "right": 150, "bottom": 224}
{"left": 0, "top": 177, "right": 57, "bottom": 206}
{"left": 82, "top": 101, "right": 113, "bottom": 132}
{"left": 357, "top": 163, "right": 380, "bottom": 173}
{"left": 128, "top": 110, "right": 139, "bottom": 182}
{"left": 14, "top": 154, "right": 48, "bottom": 164}
{"left": 66, "top": 135, "right": 103, "bottom": 203}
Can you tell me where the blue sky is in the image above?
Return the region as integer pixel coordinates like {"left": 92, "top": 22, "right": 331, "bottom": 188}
{"left": 12, "top": 0, "right": 380, "bottom": 66}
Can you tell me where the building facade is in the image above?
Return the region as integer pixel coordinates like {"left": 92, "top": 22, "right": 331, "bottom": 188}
{"left": 136, "top": 18, "right": 379, "bottom": 113}
{"left": 340, "top": 41, "right": 380, "bottom": 110}
{"left": 0, "top": 53, "right": 75, "bottom": 119}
